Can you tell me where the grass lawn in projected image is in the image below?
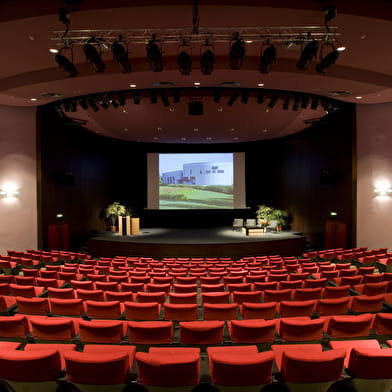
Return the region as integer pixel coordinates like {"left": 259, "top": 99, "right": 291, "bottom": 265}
{"left": 159, "top": 184, "right": 234, "bottom": 209}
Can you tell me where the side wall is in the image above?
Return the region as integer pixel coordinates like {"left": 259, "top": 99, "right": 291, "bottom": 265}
{"left": 357, "top": 102, "right": 392, "bottom": 250}
{"left": 0, "top": 104, "right": 37, "bottom": 254}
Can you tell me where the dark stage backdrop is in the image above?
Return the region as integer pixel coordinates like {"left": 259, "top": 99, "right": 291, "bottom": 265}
{"left": 37, "top": 105, "right": 355, "bottom": 251}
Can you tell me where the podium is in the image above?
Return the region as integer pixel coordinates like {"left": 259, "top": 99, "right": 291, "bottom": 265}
{"left": 118, "top": 217, "right": 140, "bottom": 235}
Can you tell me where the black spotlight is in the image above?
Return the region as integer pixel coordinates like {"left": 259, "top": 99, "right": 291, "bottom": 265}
{"left": 78, "top": 98, "right": 89, "bottom": 110}
{"left": 134, "top": 93, "right": 141, "bottom": 104}
{"left": 213, "top": 89, "right": 221, "bottom": 103}
{"left": 256, "top": 92, "right": 265, "bottom": 104}
{"left": 149, "top": 90, "right": 158, "bottom": 104}
{"left": 58, "top": 8, "right": 70, "bottom": 25}
{"left": 241, "top": 90, "right": 249, "bottom": 104}
{"left": 83, "top": 42, "right": 105, "bottom": 72}
{"left": 316, "top": 49, "right": 339, "bottom": 73}
{"left": 107, "top": 96, "right": 119, "bottom": 108}
{"left": 227, "top": 91, "right": 239, "bottom": 106}
{"left": 301, "top": 96, "right": 310, "bottom": 109}
{"left": 146, "top": 39, "right": 163, "bottom": 72}
{"left": 118, "top": 92, "right": 126, "bottom": 106}
{"left": 173, "top": 90, "right": 180, "bottom": 103}
{"left": 292, "top": 95, "right": 301, "bottom": 111}
{"left": 259, "top": 44, "right": 276, "bottom": 74}
{"left": 283, "top": 95, "right": 290, "bottom": 110}
{"left": 70, "top": 101, "right": 77, "bottom": 112}
{"left": 111, "top": 41, "right": 131, "bottom": 73}
{"left": 296, "top": 40, "right": 319, "bottom": 70}
{"left": 63, "top": 102, "right": 71, "bottom": 112}
{"left": 324, "top": 5, "right": 337, "bottom": 22}
{"left": 87, "top": 98, "right": 99, "bottom": 112}
{"left": 55, "top": 49, "right": 78, "bottom": 77}
{"left": 229, "top": 33, "right": 245, "bottom": 70}
{"left": 177, "top": 49, "right": 192, "bottom": 75}
{"left": 268, "top": 94, "right": 279, "bottom": 108}
{"left": 98, "top": 99, "right": 109, "bottom": 110}
{"left": 200, "top": 48, "right": 215, "bottom": 75}
{"left": 311, "top": 98, "right": 319, "bottom": 110}
{"left": 160, "top": 91, "right": 170, "bottom": 107}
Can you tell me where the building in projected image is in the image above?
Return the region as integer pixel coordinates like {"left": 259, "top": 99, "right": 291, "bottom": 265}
{"left": 162, "top": 162, "right": 233, "bottom": 185}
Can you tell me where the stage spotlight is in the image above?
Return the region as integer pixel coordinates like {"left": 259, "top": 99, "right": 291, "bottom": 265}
{"left": 173, "top": 89, "right": 180, "bottom": 103}
{"left": 160, "top": 91, "right": 170, "bottom": 107}
{"left": 324, "top": 5, "right": 337, "bottom": 22}
{"left": 108, "top": 96, "right": 119, "bottom": 108}
{"left": 292, "top": 95, "right": 301, "bottom": 111}
{"left": 256, "top": 92, "right": 266, "bottom": 104}
{"left": 283, "top": 95, "right": 290, "bottom": 110}
{"left": 146, "top": 38, "right": 163, "bottom": 72}
{"left": 83, "top": 42, "right": 106, "bottom": 72}
{"left": 87, "top": 98, "right": 99, "bottom": 112}
{"left": 63, "top": 102, "right": 71, "bottom": 112}
{"left": 98, "top": 99, "right": 109, "bottom": 110}
{"left": 149, "top": 90, "right": 158, "bottom": 103}
{"left": 200, "top": 48, "right": 215, "bottom": 75}
{"left": 259, "top": 44, "right": 276, "bottom": 74}
{"left": 241, "top": 90, "right": 249, "bottom": 104}
{"left": 54, "top": 106, "right": 66, "bottom": 119}
{"left": 227, "top": 91, "right": 239, "bottom": 106}
{"left": 118, "top": 92, "right": 126, "bottom": 106}
{"left": 55, "top": 49, "right": 78, "bottom": 77}
{"left": 268, "top": 94, "right": 279, "bottom": 108}
{"left": 296, "top": 40, "right": 319, "bottom": 70}
{"left": 58, "top": 7, "right": 70, "bottom": 25}
{"left": 177, "top": 49, "right": 192, "bottom": 75}
{"left": 70, "top": 101, "right": 77, "bottom": 112}
{"left": 134, "top": 92, "right": 141, "bottom": 104}
{"left": 213, "top": 89, "right": 221, "bottom": 103}
{"left": 78, "top": 98, "right": 89, "bottom": 110}
{"left": 316, "top": 49, "right": 339, "bottom": 73}
{"left": 311, "top": 98, "right": 319, "bottom": 110}
{"left": 111, "top": 41, "right": 131, "bottom": 73}
{"left": 229, "top": 33, "right": 245, "bottom": 70}
{"left": 301, "top": 96, "right": 310, "bottom": 108}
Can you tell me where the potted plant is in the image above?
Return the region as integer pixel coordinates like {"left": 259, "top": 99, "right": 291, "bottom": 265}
{"left": 104, "top": 202, "right": 127, "bottom": 231}
{"left": 270, "top": 208, "right": 289, "bottom": 231}
{"left": 255, "top": 205, "right": 274, "bottom": 231}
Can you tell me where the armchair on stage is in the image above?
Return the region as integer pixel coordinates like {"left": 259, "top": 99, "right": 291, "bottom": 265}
{"left": 118, "top": 216, "right": 140, "bottom": 236}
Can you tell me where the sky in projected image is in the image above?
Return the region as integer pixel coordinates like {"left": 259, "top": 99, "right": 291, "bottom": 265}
{"left": 159, "top": 153, "right": 234, "bottom": 209}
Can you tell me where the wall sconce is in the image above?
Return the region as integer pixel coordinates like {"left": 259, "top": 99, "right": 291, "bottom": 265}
{"left": 374, "top": 181, "right": 392, "bottom": 196}
{"left": 0, "top": 189, "right": 20, "bottom": 198}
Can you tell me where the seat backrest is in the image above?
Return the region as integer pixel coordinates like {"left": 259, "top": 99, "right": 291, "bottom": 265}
{"left": 0, "top": 315, "right": 29, "bottom": 338}
{"left": 348, "top": 347, "right": 392, "bottom": 379}
{"left": 327, "top": 313, "right": 374, "bottom": 339}
{"left": 49, "top": 298, "right": 85, "bottom": 316}
{"left": 30, "top": 317, "right": 76, "bottom": 340}
{"left": 16, "top": 297, "right": 49, "bottom": 315}
{"left": 78, "top": 320, "right": 125, "bottom": 344}
{"left": 128, "top": 320, "right": 173, "bottom": 344}
{"left": 279, "top": 318, "right": 324, "bottom": 342}
{"left": 124, "top": 301, "right": 161, "bottom": 320}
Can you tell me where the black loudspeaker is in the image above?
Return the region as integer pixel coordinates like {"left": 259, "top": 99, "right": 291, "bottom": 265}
{"left": 188, "top": 101, "right": 203, "bottom": 115}
{"left": 320, "top": 168, "right": 336, "bottom": 185}
{"left": 56, "top": 171, "right": 75, "bottom": 186}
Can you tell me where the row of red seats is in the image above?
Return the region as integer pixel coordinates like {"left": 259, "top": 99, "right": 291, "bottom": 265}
{"left": 1, "top": 342, "right": 391, "bottom": 392}
{"left": 8, "top": 295, "right": 390, "bottom": 320}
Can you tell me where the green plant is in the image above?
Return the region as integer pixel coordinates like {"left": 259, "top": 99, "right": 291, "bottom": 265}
{"left": 270, "top": 208, "right": 289, "bottom": 227}
{"left": 104, "top": 202, "right": 127, "bottom": 226}
{"left": 255, "top": 205, "right": 275, "bottom": 227}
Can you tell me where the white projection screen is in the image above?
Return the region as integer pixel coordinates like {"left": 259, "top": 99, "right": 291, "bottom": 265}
{"left": 147, "top": 152, "right": 246, "bottom": 210}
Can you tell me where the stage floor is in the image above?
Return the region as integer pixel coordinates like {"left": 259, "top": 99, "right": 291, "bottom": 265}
{"left": 88, "top": 226, "right": 306, "bottom": 259}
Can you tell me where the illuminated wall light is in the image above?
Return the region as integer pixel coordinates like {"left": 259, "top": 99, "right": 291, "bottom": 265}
{"left": 374, "top": 181, "right": 392, "bottom": 196}
{"left": 0, "top": 184, "right": 20, "bottom": 199}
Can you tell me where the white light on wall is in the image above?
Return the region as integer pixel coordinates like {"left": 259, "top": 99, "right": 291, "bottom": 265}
{"left": 374, "top": 181, "right": 392, "bottom": 196}
{"left": 0, "top": 184, "right": 20, "bottom": 199}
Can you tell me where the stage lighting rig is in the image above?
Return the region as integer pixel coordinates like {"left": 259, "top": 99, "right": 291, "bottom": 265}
{"left": 229, "top": 33, "right": 245, "bottom": 70}
{"left": 227, "top": 91, "right": 240, "bottom": 106}
{"left": 200, "top": 41, "right": 215, "bottom": 75}
{"left": 177, "top": 41, "right": 192, "bottom": 75}
{"left": 259, "top": 43, "right": 276, "bottom": 74}
{"left": 111, "top": 40, "right": 131, "bottom": 73}
{"left": 146, "top": 36, "right": 163, "bottom": 72}
{"left": 316, "top": 44, "right": 340, "bottom": 73}
{"left": 268, "top": 94, "right": 279, "bottom": 108}
{"left": 83, "top": 39, "right": 105, "bottom": 72}
{"left": 296, "top": 40, "right": 319, "bottom": 70}
{"left": 55, "top": 47, "right": 78, "bottom": 77}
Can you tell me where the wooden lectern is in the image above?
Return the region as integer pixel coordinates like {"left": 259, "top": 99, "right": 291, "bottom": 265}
{"left": 118, "top": 216, "right": 140, "bottom": 235}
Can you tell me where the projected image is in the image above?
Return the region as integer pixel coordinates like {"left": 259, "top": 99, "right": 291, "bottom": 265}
{"left": 159, "top": 153, "right": 234, "bottom": 209}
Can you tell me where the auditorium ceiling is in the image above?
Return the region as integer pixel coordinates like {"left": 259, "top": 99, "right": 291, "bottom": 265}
{"left": 0, "top": 0, "right": 391, "bottom": 143}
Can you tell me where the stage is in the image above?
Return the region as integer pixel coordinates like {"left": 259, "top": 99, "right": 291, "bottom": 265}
{"left": 87, "top": 227, "right": 306, "bottom": 259}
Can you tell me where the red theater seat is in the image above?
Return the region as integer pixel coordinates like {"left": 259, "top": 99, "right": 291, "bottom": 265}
{"left": 201, "top": 291, "right": 231, "bottom": 304}
{"left": 278, "top": 300, "right": 316, "bottom": 318}
{"left": 240, "top": 301, "right": 278, "bottom": 319}
{"left": 180, "top": 320, "right": 224, "bottom": 344}
{"left": 350, "top": 294, "right": 385, "bottom": 313}
{"left": 263, "top": 289, "right": 292, "bottom": 302}
{"left": 326, "top": 313, "right": 374, "bottom": 339}
{"left": 168, "top": 292, "right": 198, "bottom": 304}
{"left": 203, "top": 303, "right": 238, "bottom": 320}
{"left": 30, "top": 317, "right": 77, "bottom": 341}
{"left": 293, "top": 287, "right": 322, "bottom": 301}
{"left": 232, "top": 290, "right": 262, "bottom": 304}
{"left": 137, "top": 291, "right": 166, "bottom": 304}
{"left": 316, "top": 297, "right": 351, "bottom": 316}
{"left": 75, "top": 289, "right": 104, "bottom": 301}
{"left": 228, "top": 319, "right": 276, "bottom": 343}
{"left": 271, "top": 344, "right": 322, "bottom": 371}
{"left": 128, "top": 320, "right": 173, "bottom": 344}
{"left": 278, "top": 317, "right": 324, "bottom": 342}
{"left": 16, "top": 297, "right": 49, "bottom": 315}
{"left": 164, "top": 303, "right": 198, "bottom": 321}
{"left": 47, "top": 287, "right": 75, "bottom": 299}
{"left": 105, "top": 290, "right": 135, "bottom": 302}
{"left": 78, "top": 320, "right": 125, "bottom": 344}
{"left": 0, "top": 314, "right": 30, "bottom": 339}
{"left": 85, "top": 300, "right": 123, "bottom": 319}
{"left": 124, "top": 301, "right": 161, "bottom": 320}
{"left": 322, "top": 285, "right": 351, "bottom": 299}
{"left": 49, "top": 298, "right": 85, "bottom": 316}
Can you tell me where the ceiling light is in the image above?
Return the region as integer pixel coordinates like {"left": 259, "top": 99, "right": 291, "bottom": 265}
{"left": 108, "top": 96, "right": 119, "bottom": 108}
{"left": 336, "top": 45, "right": 346, "bottom": 52}
{"left": 229, "top": 33, "right": 245, "bottom": 70}
{"left": 122, "top": 109, "right": 128, "bottom": 113}
{"left": 245, "top": 40, "right": 253, "bottom": 44}
{"left": 98, "top": 98, "right": 109, "bottom": 110}
{"left": 257, "top": 83, "right": 265, "bottom": 87}
{"left": 49, "top": 48, "right": 59, "bottom": 53}
{"left": 296, "top": 40, "right": 319, "bottom": 70}
{"left": 124, "top": 128, "right": 129, "bottom": 132}
{"left": 200, "top": 47, "right": 215, "bottom": 75}
{"left": 55, "top": 48, "right": 78, "bottom": 77}
{"left": 129, "top": 83, "right": 137, "bottom": 88}
{"left": 180, "top": 137, "right": 187, "bottom": 141}
{"left": 153, "top": 137, "right": 159, "bottom": 140}
{"left": 177, "top": 46, "right": 192, "bottom": 75}
{"left": 83, "top": 42, "right": 105, "bottom": 72}
{"left": 157, "top": 127, "right": 163, "bottom": 131}
{"left": 206, "top": 137, "right": 212, "bottom": 140}
{"left": 259, "top": 44, "right": 276, "bottom": 74}
{"left": 217, "top": 107, "right": 223, "bottom": 112}
{"left": 227, "top": 91, "right": 240, "bottom": 106}
{"left": 111, "top": 41, "right": 131, "bottom": 73}
{"left": 193, "top": 82, "right": 201, "bottom": 86}
{"left": 30, "top": 98, "right": 37, "bottom": 101}
{"left": 315, "top": 45, "right": 340, "bottom": 73}
{"left": 355, "top": 96, "right": 363, "bottom": 99}
{"left": 146, "top": 38, "right": 163, "bottom": 72}
{"left": 193, "top": 128, "right": 199, "bottom": 132}
{"left": 169, "top": 107, "right": 175, "bottom": 112}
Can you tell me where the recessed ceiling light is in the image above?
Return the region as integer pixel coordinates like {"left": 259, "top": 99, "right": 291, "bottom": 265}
{"left": 360, "top": 34, "right": 367, "bottom": 40}
{"left": 257, "top": 83, "right": 265, "bottom": 87}
{"left": 229, "top": 128, "right": 235, "bottom": 132}
{"left": 262, "top": 129, "right": 268, "bottom": 133}
{"left": 157, "top": 127, "right": 163, "bottom": 131}
{"left": 123, "top": 128, "right": 129, "bottom": 132}
{"left": 194, "top": 82, "right": 201, "bottom": 86}
{"left": 30, "top": 98, "right": 37, "bottom": 101}
{"left": 122, "top": 109, "right": 128, "bottom": 113}
{"left": 355, "top": 96, "right": 363, "bottom": 99}
{"left": 180, "top": 137, "right": 187, "bottom": 141}
{"left": 233, "top": 137, "right": 239, "bottom": 140}
{"left": 245, "top": 40, "right": 253, "bottom": 44}
{"left": 129, "top": 83, "right": 137, "bottom": 88}
{"left": 217, "top": 107, "right": 223, "bottom": 112}
{"left": 336, "top": 45, "right": 346, "bottom": 52}
{"left": 169, "top": 107, "right": 175, "bottom": 112}
{"left": 49, "top": 48, "right": 59, "bottom": 53}
{"left": 206, "top": 137, "right": 212, "bottom": 140}
{"left": 193, "top": 128, "right": 199, "bottom": 132}
{"left": 153, "top": 137, "right": 159, "bottom": 140}
{"left": 265, "top": 108, "right": 270, "bottom": 113}
{"left": 28, "top": 35, "right": 35, "bottom": 41}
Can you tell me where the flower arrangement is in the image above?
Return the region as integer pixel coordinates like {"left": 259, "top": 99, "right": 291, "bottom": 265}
{"left": 104, "top": 202, "right": 127, "bottom": 226}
